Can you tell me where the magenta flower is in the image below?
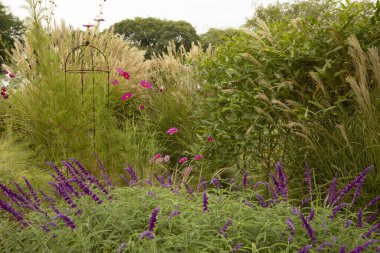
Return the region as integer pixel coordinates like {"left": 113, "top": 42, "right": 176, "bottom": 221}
{"left": 207, "top": 136, "right": 214, "bottom": 142}
{"left": 112, "top": 79, "right": 120, "bottom": 85}
{"left": 121, "top": 92, "right": 133, "bottom": 100}
{"left": 163, "top": 155, "right": 170, "bottom": 163}
{"left": 140, "top": 80, "right": 152, "bottom": 90}
{"left": 194, "top": 155, "right": 203, "bottom": 161}
{"left": 82, "top": 24, "right": 94, "bottom": 28}
{"left": 167, "top": 127, "right": 178, "bottom": 135}
{"left": 178, "top": 157, "right": 188, "bottom": 164}
{"left": 154, "top": 153, "right": 162, "bottom": 159}
{"left": 116, "top": 67, "right": 130, "bottom": 80}
{"left": 139, "top": 105, "right": 145, "bottom": 110}
{"left": 9, "top": 73, "right": 15, "bottom": 78}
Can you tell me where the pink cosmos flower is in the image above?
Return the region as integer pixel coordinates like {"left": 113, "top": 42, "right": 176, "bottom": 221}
{"left": 154, "top": 154, "right": 162, "bottom": 159}
{"left": 139, "top": 105, "right": 145, "bottom": 110}
{"left": 166, "top": 127, "right": 178, "bottom": 135}
{"left": 9, "top": 73, "right": 15, "bottom": 78}
{"left": 2, "top": 70, "right": 8, "bottom": 74}
{"left": 116, "top": 67, "right": 130, "bottom": 80}
{"left": 207, "top": 136, "right": 215, "bottom": 142}
{"left": 121, "top": 92, "right": 133, "bottom": 100}
{"left": 83, "top": 24, "right": 94, "bottom": 28}
{"left": 178, "top": 157, "right": 188, "bottom": 164}
{"left": 140, "top": 80, "right": 152, "bottom": 90}
{"left": 194, "top": 155, "right": 203, "bottom": 161}
{"left": 163, "top": 155, "right": 170, "bottom": 163}
{"left": 112, "top": 79, "right": 120, "bottom": 85}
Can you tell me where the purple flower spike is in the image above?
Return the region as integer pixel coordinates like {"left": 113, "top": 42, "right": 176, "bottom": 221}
{"left": 153, "top": 173, "right": 169, "bottom": 188}
{"left": 22, "top": 177, "right": 40, "bottom": 206}
{"left": 244, "top": 200, "right": 253, "bottom": 208}
{"left": 287, "top": 218, "right": 296, "bottom": 235}
{"left": 219, "top": 218, "right": 232, "bottom": 237}
{"left": 145, "top": 179, "right": 153, "bottom": 186}
{"left": 365, "top": 195, "right": 380, "bottom": 209}
{"left": 149, "top": 207, "right": 160, "bottom": 231}
{"left": 357, "top": 208, "right": 363, "bottom": 228}
{"left": 232, "top": 242, "right": 243, "bottom": 252}
{"left": 210, "top": 178, "right": 220, "bottom": 188}
{"left": 94, "top": 154, "right": 113, "bottom": 188}
{"left": 54, "top": 213, "right": 76, "bottom": 229}
{"left": 182, "top": 181, "right": 194, "bottom": 195}
{"left": 12, "top": 181, "right": 31, "bottom": 203}
{"left": 327, "top": 175, "right": 337, "bottom": 206}
{"left": 203, "top": 190, "right": 208, "bottom": 212}
{"left": 124, "top": 166, "right": 138, "bottom": 186}
{"left": 308, "top": 209, "right": 315, "bottom": 222}
{"left": 276, "top": 161, "right": 288, "bottom": 199}
{"left": 256, "top": 194, "right": 268, "bottom": 208}
{"left": 329, "top": 203, "right": 348, "bottom": 219}
{"left": 352, "top": 175, "right": 366, "bottom": 206}
{"left": 349, "top": 239, "right": 379, "bottom": 253}
{"left": 147, "top": 191, "right": 157, "bottom": 199}
{"left": 305, "top": 162, "right": 312, "bottom": 202}
{"left": 362, "top": 222, "right": 380, "bottom": 239}
{"left": 121, "top": 174, "right": 129, "bottom": 186}
{"left": 298, "top": 245, "right": 312, "bottom": 253}
{"left": 0, "top": 199, "right": 27, "bottom": 224}
{"left": 140, "top": 230, "right": 154, "bottom": 239}
{"left": 317, "top": 242, "right": 332, "bottom": 252}
{"left": 344, "top": 220, "right": 353, "bottom": 228}
{"left": 117, "top": 242, "right": 126, "bottom": 253}
{"left": 168, "top": 209, "right": 181, "bottom": 220}
{"left": 197, "top": 177, "right": 207, "bottom": 191}
{"left": 300, "top": 211, "right": 317, "bottom": 243}
{"left": 340, "top": 245, "right": 346, "bottom": 253}
{"left": 243, "top": 172, "right": 248, "bottom": 190}
{"left": 366, "top": 209, "right": 379, "bottom": 223}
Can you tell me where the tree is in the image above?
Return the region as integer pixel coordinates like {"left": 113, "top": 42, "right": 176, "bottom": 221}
{"left": 0, "top": 1, "right": 24, "bottom": 65}
{"left": 200, "top": 28, "right": 243, "bottom": 49}
{"left": 112, "top": 17, "right": 199, "bottom": 58}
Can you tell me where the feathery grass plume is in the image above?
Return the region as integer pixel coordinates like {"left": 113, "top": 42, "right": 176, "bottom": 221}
{"left": 117, "top": 242, "right": 126, "bottom": 253}
{"left": 330, "top": 203, "right": 348, "bottom": 219}
{"left": 299, "top": 211, "right": 317, "bottom": 243}
{"left": 327, "top": 175, "right": 337, "bottom": 206}
{"left": 94, "top": 154, "right": 113, "bottom": 187}
{"left": 357, "top": 208, "right": 363, "bottom": 228}
{"left": 124, "top": 166, "right": 138, "bottom": 186}
{"left": 219, "top": 218, "right": 232, "bottom": 237}
{"left": 54, "top": 213, "right": 76, "bottom": 230}
{"left": 202, "top": 190, "right": 208, "bottom": 212}
{"left": 305, "top": 162, "right": 312, "bottom": 204}
{"left": 243, "top": 172, "right": 248, "bottom": 190}
{"left": 349, "top": 239, "right": 379, "bottom": 253}
{"left": 361, "top": 222, "right": 380, "bottom": 239}
{"left": 232, "top": 242, "right": 243, "bottom": 252}
{"left": 334, "top": 165, "right": 374, "bottom": 204}
{"left": 149, "top": 207, "right": 160, "bottom": 231}
{"left": 298, "top": 245, "right": 312, "bottom": 253}
{"left": 255, "top": 194, "right": 268, "bottom": 208}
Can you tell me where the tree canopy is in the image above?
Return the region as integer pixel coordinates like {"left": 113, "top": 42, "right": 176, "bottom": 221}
{"left": 112, "top": 17, "right": 199, "bottom": 58}
{"left": 200, "top": 28, "right": 243, "bottom": 49}
{"left": 0, "top": 1, "right": 24, "bottom": 65}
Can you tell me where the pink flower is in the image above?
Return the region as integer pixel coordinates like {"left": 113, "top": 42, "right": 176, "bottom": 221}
{"left": 121, "top": 92, "right": 133, "bottom": 100}
{"left": 207, "top": 136, "right": 215, "bottom": 142}
{"left": 154, "top": 154, "right": 162, "bottom": 159}
{"left": 183, "top": 167, "right": 193, "bottom": 176}
{"left": 163, "top": 155, "right": 170, "bottom": 163}
{"left": 112, "top": 79, "right": 120, "bottom": 85}
{"left": 116, "top": 67, "right": 130, "bottom": 80}
{"left": 159, "top": 86, "right": 165, "bottom": 93}
{"left": 140, "top": 80, "right": 152, "bottom": 90}
{"left": 166, "top": 127, "right": 178, "bottom": 135}
{"left": 83, "top": 24, "right": 94, "bottom": 28}
{"left": 2, "top": 70, "right": 8, "bottom": 74}
{"left": 178, "top": 157, "right": 188, "bottom": 164}
{"left": 9, "top": 73, "right": 15, "bottom": 78}
{"left": 139, "top": 105, "right": 145, "bottom": 110}
{"left": 194, "top": 155, "right": 203, "bottom": 161}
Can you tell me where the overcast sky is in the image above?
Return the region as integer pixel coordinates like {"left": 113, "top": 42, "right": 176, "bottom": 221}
{"left": 1, "top": 0, "right": 284, "bottom": 34}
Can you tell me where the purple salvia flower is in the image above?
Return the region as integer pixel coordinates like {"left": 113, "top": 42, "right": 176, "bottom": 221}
{"left": 351, "top": 175, "right": 366, "bottom": 206}
{"left": 270, "top": 174, "right": 280, "bottom": 198}
{"left": 12, "top": 181, "right": 31, "bottom": 203}
{"left": 219, "top": 218, "right": 233, "bottom": 237}
{"left": 62, "top": 161, "right": 86, "bottom": 183}
{"left": 48, "top": 162, "right": 80, "bottom": 198}
{"left": 153, "top": 173, "right": 169, "bottom": 188}
{"left": 365, "top": 195, "right": 380, "bottom": 209}
{"left": 288, "top": 235, "right": 294, "bottom": 243}
{"left": 305, "top": 162, "right": 312, "bottom": 203}
{"left": 197, "top": 177, "right": 207, "bottom": 191}
{"left": 73, "top": 177, "right": 102, "bottom": 204}
{"left": 345, "top": 220, "right": 353, "bottom": 228}
{"left": 349, "top": 239, "right": 379, "bottom": 253}
{"left": 124, "top": 166, "right": 138, "bottom": 186}
{"left": 308, "top": 209, "right": 315, "bottom": 222}
{"left": 329, "top": 203, "right": 348, "bottom": 219}
{"left": 140, "top": 230, "right": 154, "bottom": 239}
{"left": 287, "top": 218, "right": 296, "bottom": 235}
{"left": 54, "top": 213, "right": 76, "bottom": 229}
{"left": 327, "top": 175, "right": 337, "bottom": 206}
{"left": 148, "top": 207, "right": 160, "bottom": 231}
{"left": 147, "top": 190, "right": 157, "bottom": 199}
{"left": 292, "top": 207, "right": 299, "bottom": 215}
{"left": 121, "top": 174, "right": 129, "bottom": 186}
{"left": 300, "top": 211, "right": 317, "bottom": 243}
{"left": 298, "top": 245, "right": 312, "bottom": 253}
{"left": 47, "top": 162, "right": 67, "bottom": 183}
{"left": 182, "top": 181, "right": 194, "bottom": 195}
{"left": 366, "top": 209, "right": 379, "bottom": 223}
{"left": 171, "top": 189, "right": 181, "bottom": 195}
{"left": 335, "top": 165, "right": 374, "bottom": 204}
{"left": 168, "top": 210, "right": 181, "bottom": 220}
{"left": 210, "top": 178, "right": 220, "bottom": 188}
{"left": 244, "top": 200, "right": 253, "bottom": 208}
{"left": 361, "top": 222, "right": 380, "bottom": 239}
{"left": 0, "top": 182, "right": 28, "bottom": 206}
{"left": 203, "top": 190, "right": 208, "bottom": 212}
{"left": 243, "top": 172, "right": 248, "bottom": 190}
{"left": 0, "top": 199, "right": 27, "bottom": 224}
{"left": 317, "top": 242, "right": 332, "bottom": 252}
{"left": 256, "top": 194, "right": 268, "bottom": 208}
{"left": 232, "top": 242, "right": 243, "bottom": 252}
{"left": 276, "top": 161, "right": 288, "bottom": 199}
{"left": 22, "top": 177, "right": 41, "bottom": 206}
{"left": 145, "top": 179, "right": 153, "bottom": 186}
{"left": 117, "top": 242, "right": 126, "bottom": 253}
{"left": 357, "top": 208, "right": 363, "bottom": 228}
{"left": 94, "top": 153, "right": 113, "bottom": 187}
{"left": 48, "top": 182, "right": 77, "bottom": 209}
{"left": 340, "top": 245, "right": 346, "bottom": 253}
{"left": 167, "top": 176, "right": 173, "bottom": 187}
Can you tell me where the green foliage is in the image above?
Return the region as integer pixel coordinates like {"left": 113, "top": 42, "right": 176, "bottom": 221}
{"left": 0, "top": 1, "right": 25, "bottom": 65}
{"left": 112, "top": 17, "right": 200, "bottom": 59}
{"left": 194, "top": 0, "right": 380, "bottom": 199}
{"left": 200, "top": 28, "right": 243, "bottom": 49}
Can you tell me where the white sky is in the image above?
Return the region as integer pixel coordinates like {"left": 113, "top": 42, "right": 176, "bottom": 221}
{"left": 1, "top": 0, "right": 284, "bottom": 34}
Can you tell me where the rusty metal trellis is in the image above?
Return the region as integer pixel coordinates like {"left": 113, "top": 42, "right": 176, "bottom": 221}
{"left": 64, "top": 41, "right": 110, "bottom": 149}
